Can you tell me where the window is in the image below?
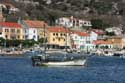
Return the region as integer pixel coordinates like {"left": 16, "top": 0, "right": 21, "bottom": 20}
{"left": 33, "top": 35, "right": 36, "bottom": 38}
{"left": 23, "top": 35, "right": 25, "bottom": 39}
{"left": 25, "top": 30, "right": 27, "bottom": 33}
{"left": 11, "top": 29, "right": 15, "bottom": 33}
{"left": 84, "top": 22, "right": 87, "bottom": 24}
{"left": 60, "top": 33, "right": 62, "bottom": 36}
{"left": 33, "top": 30, "right": 35, "bottom": 33}
{"left": 17, "top": 29, "right": 20, "bottom": 33}
{"left": 5, "top": 35, "right": 8, "bottom": 39}
{"left": 56, "top": 33, "right": 58, "bottom": 36}
{"left": 61, "top": 19, "right": 64, "bottom": 22}
{"left": 53, "top": 38, "right": 55, "bottom": 41}
{"left": 86, "top": 41, "right": 90, "bottom": 44}
{"left": 58, "top": 38, "right": 60, "bottom": 41}
{"left": 75, "top": 36, "right": 77, "bottom": 39}
{"left": 64, "top": 34, "right": 66, "bottom": 36}
{"left": 53, "top": 33, "right": 55, "bottom": 36}
{"left": 5, "top": 29, "right": 9, "bottom": 32}
{"left": 17, "top": 35, "right": 20, "bottom": 39}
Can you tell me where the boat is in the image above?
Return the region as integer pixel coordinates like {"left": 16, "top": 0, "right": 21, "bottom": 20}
{"left": 23, "top": 50, "right": 43, "bottom": 57}
{"left": 31, "top": 26, "right": 87, "bottom": 66}
{"left": 31, "top": 52, "right": 87, "bottom": 66}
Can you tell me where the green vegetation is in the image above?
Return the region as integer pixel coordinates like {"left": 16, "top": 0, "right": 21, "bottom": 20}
{"left": 0, "top": 38, "right": 39, "bottom": 48}
{"left": 91, "top": 19, "right": 110, "bottom": 29}
{"left": 105, "top": 32, "right": 115, "bottom": 36}
{"left": 93, "top": 2, "right": 112, "bottom": 14}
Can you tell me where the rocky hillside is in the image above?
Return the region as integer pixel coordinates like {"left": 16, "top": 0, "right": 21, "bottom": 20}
{"left": 1, "top": 0, "right": 125, "bottom": 29}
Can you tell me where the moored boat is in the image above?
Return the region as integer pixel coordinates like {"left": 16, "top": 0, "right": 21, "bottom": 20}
{"left": 31, "top": 53, "right": 87, "bottom": 66}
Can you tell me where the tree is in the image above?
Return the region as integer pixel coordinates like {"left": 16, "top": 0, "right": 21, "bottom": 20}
{"left": 91, "top": 19, "right": 110, "bottom": 29}
{"left": 106, "top": 31, "right": 115, "bottom": 36}
{"left": 22, "top": 39, "right": 38, "bottom": 47}
{"left": 0, "top": 37, "right": 5, "bottom": 47}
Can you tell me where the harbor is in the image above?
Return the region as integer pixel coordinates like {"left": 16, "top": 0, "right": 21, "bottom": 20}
{"left": 0, "top": 0, "right": 125, "bottom": 82}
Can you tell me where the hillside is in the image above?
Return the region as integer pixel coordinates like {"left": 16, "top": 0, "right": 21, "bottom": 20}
{"left": 1, "top": 0, "right": 125, "bottom": 29}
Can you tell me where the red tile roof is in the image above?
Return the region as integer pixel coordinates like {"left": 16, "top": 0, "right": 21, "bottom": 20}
{"left": 24, "top": 20, "right": 48, "bottom": 28}
{"left": 48, "top": 26, "right": 70, "bottom": 33}
{"left": 93, "top": 40, "right": 112, "bottom": 45}
{"left": 72, "top": 31, "right": 89, "bottom": 36}
{"left": 92, "top": 29, "right": 105, "bottom": 35}
{"left": 0, "top": 22, "right": 21, "bottom": 28}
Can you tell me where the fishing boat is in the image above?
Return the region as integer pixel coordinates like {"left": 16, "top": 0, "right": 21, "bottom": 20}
{"left": 31, "top": 26, "right": 87, "bottom": 66}
{"left": 31, "top": 52, "right": 87, "bottom": 66}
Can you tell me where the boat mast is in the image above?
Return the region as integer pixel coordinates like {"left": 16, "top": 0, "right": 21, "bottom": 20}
{"left": 43, "top": 23, "right": 46, "bottom": 53}
{"left": 64, "top": 25, "right": 68, "bottom": 53}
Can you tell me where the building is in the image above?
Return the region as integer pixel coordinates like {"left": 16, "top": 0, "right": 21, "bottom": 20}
{"left": 106, "top": 36, "right": 123, "bottom": 49}
{"left": 23, "top": 20, "right": 48, "bottom": 41}
{"left": 56, "top": 16, "right": 92, "bottom": 28}
{"left": 19, "top": 20, "right": 47, "bottom": 41}
{"left": 89, "top": 29, "right": 105, "bottom": 41}
{"left": 14, "top": 0, "right": 39, "bottom": 5}
{"left": 105, "top": 27, "right": 123, "bottom": 36}
{"left": 0, "top": 22, "right": 23, "bottom": 40}
{"left": 0, "top": 3, "right": 19, "bottom": 14}
{"left": 47, "top": 26, "right": 71, "bottom": 49}
{"left": 93, "top": 40, "right": 113, "bottom": 49}
{"left": 0, "top": 6, "right": 3, "bottom": 38}
{"left": 70, "top": 30, "right": 94, "bottom": 51}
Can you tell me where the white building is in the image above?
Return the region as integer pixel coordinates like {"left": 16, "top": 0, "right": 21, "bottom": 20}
{"left": 105, "top": 27, "right": 123, "bottom": 36}
{"left": 56, "top": 16, "right": 92, "bottom": 28}
{"left": 28, "top": 28, "right": 38, "bottom": 41}
{"left": 89, "top": 29, "right": 105, "bottom": 41}
{"left": 18, "top": 20, "right": 38, "bottom": 41}
{"left": 70, "top": 30, "right": 94, "bottom": 51}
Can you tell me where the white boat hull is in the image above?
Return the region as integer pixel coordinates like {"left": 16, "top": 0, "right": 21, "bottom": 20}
{"left": 41, "top": 59, "right": 86, "bottom": 66}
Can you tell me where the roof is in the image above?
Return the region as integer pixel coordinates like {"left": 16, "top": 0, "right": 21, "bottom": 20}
{"left": 2, "top": 3, "right": 15, "bottom": 8}
{"left": 0, "top": 22, "right": 21, "bottom": 28}
{"left": 72, "top": 31, "right": 89, "bottom": 36}
{"left": 48, "top": 26, "right": 70, "bottom": 33}
{"left": 93, "top": 40, "right": 112, "bottom": 45}
{"left": 60, "top": 16, "right": 89, "bottom": 22}
{"left": 92, "top": 29, "right": 105, "bottom": 35}
{"left": 23, "top": 20, "right": 48, "bottom": 28}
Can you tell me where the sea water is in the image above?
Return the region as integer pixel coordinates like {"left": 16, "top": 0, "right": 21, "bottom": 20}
{"left": 0, "top": 56, "right": 125, "bottom": 83}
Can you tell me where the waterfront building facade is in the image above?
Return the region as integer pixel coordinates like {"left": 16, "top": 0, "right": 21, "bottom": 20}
{"left": 93, "top": 40, "right": 113, "bottom": 49}
{"left": 106, "top": 36, "right": 123, "bottom": 49}
{"left": 19, "top": 20, "right": 49, "bottom": 41}
{"left": 1, "top": 22, "right": 23, "bottom": 40}
{"left": 56, "top": 16, "right": 92, "bottom": 28}
{"left": 70, "top": 31, "right": 89, "bottom": 51}
{"left": 23, "top": 20, "right": 48, "bottom": 41}
{"left": 47, "top": 26, "right": 71, "bottom": 49}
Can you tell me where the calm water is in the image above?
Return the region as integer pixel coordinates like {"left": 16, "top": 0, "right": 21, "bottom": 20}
{"left": 0, "top": 56, "right": 125, "bottom": 83}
